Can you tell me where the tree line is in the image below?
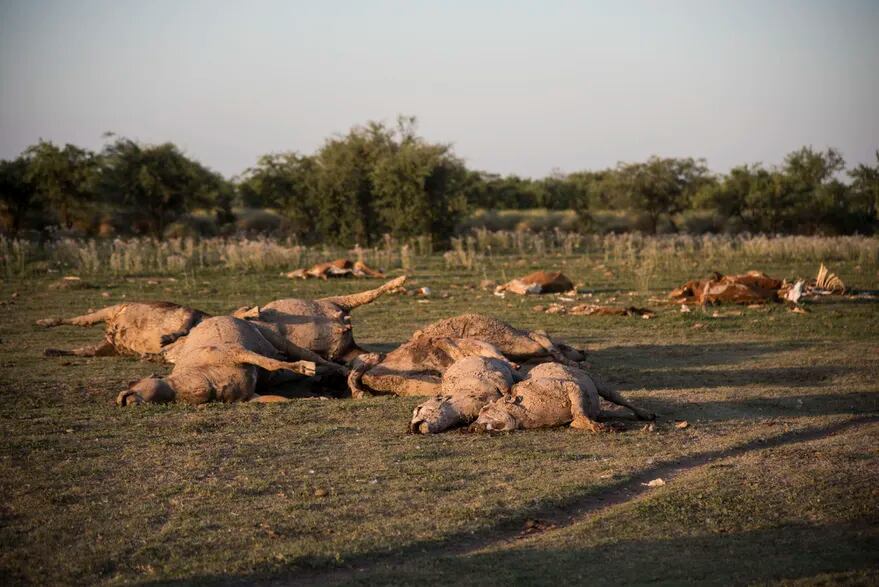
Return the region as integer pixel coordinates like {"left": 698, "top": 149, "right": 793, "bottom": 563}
{"left": 1, "top": 117, "right": 877, "bottom": 243}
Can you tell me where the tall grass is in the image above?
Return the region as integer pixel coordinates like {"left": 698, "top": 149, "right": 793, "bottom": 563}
{"left": 1, "top": 233, "right": 876, "bottom": 278}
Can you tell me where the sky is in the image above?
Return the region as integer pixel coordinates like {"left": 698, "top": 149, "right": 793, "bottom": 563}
{"left": 1, "top": 0, "right": 877, "bottom": 179}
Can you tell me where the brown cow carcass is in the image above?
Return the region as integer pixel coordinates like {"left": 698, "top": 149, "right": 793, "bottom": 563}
{"left": 284, "top": 259, "right": 385, "bottom": 280}
{"left": 496, "top": 271, "right": 574, "bottom": 295}
{"left": 669, "top": 271, "right": 784, "bottom": 305}
{"left": 348, "top": 313, "right": 586, "bottom": 398}
{"left": 408, "top": 339, "right": 519, "bottom": 434}
{"left": 234, "top": 276, "right": 406, "bottom": 365}
{"left": 117, "top": 316, "right": 321, "bottom": 406}
{"left": 471, "top": 362, "right": 654, "bottom": 433}
{"left": 37, "top": 302, "right": 209, "bottom": 360}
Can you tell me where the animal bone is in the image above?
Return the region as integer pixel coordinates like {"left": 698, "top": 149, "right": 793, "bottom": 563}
{"left": 815, "top": 263, "right": 845, "bottom": 293}
{"left": 784, "top": 280, "right": 805, "bottom": 304}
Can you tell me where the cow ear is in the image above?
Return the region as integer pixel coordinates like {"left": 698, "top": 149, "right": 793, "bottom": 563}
{"left": 128, "top": 380, "right": 139, "bottom": 389}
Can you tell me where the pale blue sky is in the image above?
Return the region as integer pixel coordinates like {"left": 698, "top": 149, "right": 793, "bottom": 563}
{"left": 1, "top": 0, "right": 877, "bottom": 178}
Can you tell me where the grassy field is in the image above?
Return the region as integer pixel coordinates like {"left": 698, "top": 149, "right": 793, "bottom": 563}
{"left": 1, "top": 249, "right": 878, "bottom": 585}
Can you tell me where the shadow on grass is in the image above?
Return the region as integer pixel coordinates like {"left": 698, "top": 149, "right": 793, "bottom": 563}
{"left": 145, "top": 417, "right": 878, "bottom": 587}
{"left": 659, "top": 390, "right": 879, "bottom": 422}
{"left": 340, "top": 521, "right": 879, "bottom": 586}
{"left": 615, "top": 365, "right": 858, "bottom": 392}
{"left": 595, "top": 341, "right": 809, "bottom": 371}
{"left": 590, "top": 340, "right": 867, "bottom": 392}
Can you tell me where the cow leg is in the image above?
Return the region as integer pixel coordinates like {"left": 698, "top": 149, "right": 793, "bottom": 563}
{"left": 346, "top": 353, "right": 383, "bottom": 399}
{"left": 318, "top": 276, "right": 406, "bottom": 311}
{"left": 37, "top": 305, "right": 120, "bottom": 328}
{"left": 158, "top": 328, "right": 190, "bottom": 347}
{"left": 567, "top": 378, "right": 606, "bottom": 432}
{"left": 591, "top": 374, "right": 655, "bottom": 421}
{"left": 116, "top": 382, "right": 176, "bottom": 406}
{"left": 339, "top": 344, "right": 370, "bottom": 364}
{"left": 45, "top": 340, "right": 118, "bottom": 357}
{"left": 232, "top": 349, "right": 317, "bottom": 377}
{"left": 251, "top": 323, "right": 346, "bottom": 374}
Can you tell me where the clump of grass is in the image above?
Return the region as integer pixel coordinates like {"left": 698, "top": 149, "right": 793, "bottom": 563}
{"left": 0, "top": 236, "right": 33, "bottom": 277}
{"left": 446, "top": 236, "right": 483, "bottom": 271}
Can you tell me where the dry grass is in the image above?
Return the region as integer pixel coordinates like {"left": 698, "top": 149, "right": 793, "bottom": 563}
{"left": 2, "top": 234, "right": 877, "bottom": 279}
{"left": 0, "top": 249, "right": 877, "bottom": 585}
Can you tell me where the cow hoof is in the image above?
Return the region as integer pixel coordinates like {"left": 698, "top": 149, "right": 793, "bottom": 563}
{"left": 116, "top": 390, "right": 143, "bottom": 407}
{"left": 570, "top": 417, "right": 608, "bottom": 433}
{"left": 407, "top": 420, "right": 431, "bottom": 434}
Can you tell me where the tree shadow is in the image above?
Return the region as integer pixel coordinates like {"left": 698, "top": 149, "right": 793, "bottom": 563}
{"left": 347, "top": 521, "right": 878, "bottom": 586}
{"left": 144, "top": 417, "right": 878, "bottom": 587}
{"left": 594, "top": 341, "right": 810, "bottom": 371}
{"left": 613, "top": 365, "right": 857, "bottom": 392}
{"left": 587, "top": 340, "right": 861, "bottom": 393}
{"left": 635, "top": 390, "right": 879, "bottom": 423}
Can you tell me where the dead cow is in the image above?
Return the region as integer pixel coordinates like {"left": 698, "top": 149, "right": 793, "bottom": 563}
{"left": 284, "top": 259, "right": 385, "bottom": 280}
{"left": 669, "top": 271, "right": 783, "bottom": 305}
{"left": 415, "top": 313, "right": 584, "bottom": 364}
{"left": 235, "top": 276, "right": 406, "bottom": 364}
{"left": 496, "top": 271, "right": 574, "bottom": 295}
{"left": 37, "top": 302, "right": 208, "bottom": 360}
{"left": 471, "top": 363, "right": 654, "bottom": 433}
{"left": 409, "top": 339, "right": 519, "bottom": 434}
{"left": 117, "top": 316, "right": 320, "bottom": 406}
{"left": 348, "top": 313, "right": 585, "bottom": 398}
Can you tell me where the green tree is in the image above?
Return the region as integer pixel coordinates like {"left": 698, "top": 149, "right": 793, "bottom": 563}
{"left": 567, "top": 170, "right": 615, "bottom": 210}
{"left": 463, "top": 172, "right": 542, "bottom": 209}
{"left": 614, "top": 156, "right": 710, "bottom": 233}
{"left": 371, "top": 132, "right": 468, "bottom": 242}
{"left": 24, "top": 140, "right": 97, "bottom": 229}
{"left": 238, "top": 152, "right": 317, "bottom": 235}
{"left": 0, "top": 156, "right": 35, "bottom": 235}
{"left": 538, "top": 170, "right": 587, "bottom": 210}
{"left": 694, "top": 164, "right": 751, "bottom": 222}
{"left": 311, "top": 125, "right": 389, "bottom": 245}
{"left": 848, "top": 151, "right": 879, "bottom": 228}
{"left": 740, "top": 170, "right": 796, "bottom": 233}
{"left": 783, "top": 146, "right": 845, "bottom": 188}
{"left": 780, "top": 146, "right": 846, "bottom": 233}
{"left": 98, "top": 138, "right": 225, "bottom": 238}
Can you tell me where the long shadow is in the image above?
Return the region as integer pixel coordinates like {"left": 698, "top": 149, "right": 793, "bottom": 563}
{"left": 593, "top": 341, "right": 810, "bottom": 371}
{"left": 340, "top": 521, "right": 879, "bottom": 586}
{"left": 612, "top": 365, "right": 857, "bottom": 391}
{"left": 586, "top": 340, "right": 866, "bottom": 392}
{"left": 146, "top": 416, "right": 879, "bottom": 587}
{"left": 654, "top": 390, "right": 879, "bottom": 422}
